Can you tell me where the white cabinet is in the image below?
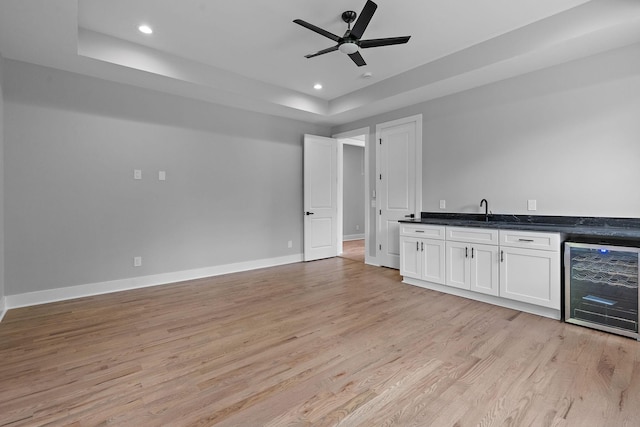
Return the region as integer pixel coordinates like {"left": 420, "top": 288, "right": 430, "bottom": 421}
{"left": 399, "top": 223, "right": 562, "bottom": 319}
{"left": 400, "top": 236, "right": 422, "bottom": 279}
{"left": 421, "top": 239, "right": 446, "bottom": 284}
{"left": 445, "top": 241, "right": 469, "bottom": 289}
{"left": 470, "top": 243, "right": 500, "bottom": 296}
{"left": 400, "top": 225, "right": 445, "bottom": 284}
{"left": 499, "top": 230, "right": 561, "bottom": 309}
{"left": 445, "top": 227, "right": 499, "bottom": 296}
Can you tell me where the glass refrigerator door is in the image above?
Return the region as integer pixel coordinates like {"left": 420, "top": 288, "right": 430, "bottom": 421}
{"left": 567, "top": 244, "right": 639, "bottom": 337}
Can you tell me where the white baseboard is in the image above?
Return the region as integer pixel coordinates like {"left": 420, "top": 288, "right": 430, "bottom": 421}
{"left": 343, "top": 234, "right": 365, "bottom": 241}
{"left": 0, "top": 296, "right": 6, "bottom": 322}
{"left": 365, "top": 258, "right": 379, "bottom": 267}
{"left": 4, "top": 254, "right": 303, "bottom": 311}
{"left": 402, "top": 277, "right": 561, "bottom": 320}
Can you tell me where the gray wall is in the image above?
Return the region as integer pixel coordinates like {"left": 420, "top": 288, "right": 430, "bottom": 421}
{"left": 333, "top": 43, "right": 640, "bottom": 231}
{"left": 0, "top": 54, "right": 5, "bottom": 309}
{"left": 3, "top": 60, "right": 330, "bottom": 296}
{"left": 343, "top": 144, "right": 365, "bottom": 239}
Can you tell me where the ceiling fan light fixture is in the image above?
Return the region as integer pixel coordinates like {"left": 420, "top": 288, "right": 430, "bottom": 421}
{"left": 338, "top": 42, "right": 359, "bottom": 55}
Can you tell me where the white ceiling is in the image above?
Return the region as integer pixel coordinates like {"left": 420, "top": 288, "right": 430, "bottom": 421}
{"left": 1, "top": 0, "right": 640, "bottom": 126}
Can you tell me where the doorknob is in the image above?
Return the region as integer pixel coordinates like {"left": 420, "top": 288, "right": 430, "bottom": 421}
{"left": 404, "top": 214, "right": 415, "bottom": 218}
{"left": 304, "top": 211, "right": 315, "bottom": 216}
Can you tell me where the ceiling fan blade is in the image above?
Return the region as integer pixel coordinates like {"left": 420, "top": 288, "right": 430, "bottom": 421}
{"left": 293, "top": 19, "right": 340, "bottom": 42}
{"left": 359, "top": 36, "right": 411, "bottom": 49}
{"left": 350, "top": 0, "right": 377, "bottom": 39}
{"left": 348, "top": 51, "right": 367, "bottom": 67}
{"left": 305, "top": 45, "right": 339, "bottom": 59}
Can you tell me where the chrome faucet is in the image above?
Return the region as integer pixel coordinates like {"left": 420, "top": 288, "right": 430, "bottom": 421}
{"left": 480, "top": 199, "right": 489, "bottom": 222}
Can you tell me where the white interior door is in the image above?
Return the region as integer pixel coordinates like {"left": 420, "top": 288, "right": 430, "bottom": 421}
{"left": 304, "top": 134, "right": 338, "bottom": 261}
{"left": 376, "top": 116, "right": 421, "bottom": 268}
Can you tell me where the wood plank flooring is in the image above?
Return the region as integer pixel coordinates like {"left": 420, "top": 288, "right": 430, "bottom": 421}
{"left": 340, "top": 240, "right": 365, "bottom": 263}
{"left": 1, "top": 256, "right": 639, "bottom": 426}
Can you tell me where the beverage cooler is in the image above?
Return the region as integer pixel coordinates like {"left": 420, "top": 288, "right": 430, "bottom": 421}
{"left": 565, "top": 242, "right": 639, "bottom": 340}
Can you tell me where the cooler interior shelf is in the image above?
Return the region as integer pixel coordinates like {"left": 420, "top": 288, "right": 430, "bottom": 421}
{"left": 571, "top": 253, "right": 638, "bottom": 288}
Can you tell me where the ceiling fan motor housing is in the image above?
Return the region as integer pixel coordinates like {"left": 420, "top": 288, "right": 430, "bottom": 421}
{"left": 339, "top": 10, "right": 360, "bottom": 54}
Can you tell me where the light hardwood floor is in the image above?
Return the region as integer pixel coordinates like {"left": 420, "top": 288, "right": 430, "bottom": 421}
{"left": 340, "top": 240, "right": 365, "bottom": 263}
{"left": 1, "top": 256, "right": 639, "bottom": 426}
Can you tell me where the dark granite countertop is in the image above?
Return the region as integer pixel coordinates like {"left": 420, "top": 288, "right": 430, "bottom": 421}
{"left": 400, "top": 213, "right": 640, "bottom": 244}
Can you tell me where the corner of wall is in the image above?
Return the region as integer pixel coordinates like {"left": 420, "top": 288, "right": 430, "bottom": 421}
{"left": 0, "top": 52, "right": 6, "bottom": 316}
{"left": 0, "top": 298, "right": 6, "bottom": 323}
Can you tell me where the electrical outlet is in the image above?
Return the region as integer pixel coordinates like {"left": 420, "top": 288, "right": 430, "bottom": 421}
{"left": 158, "top": 170, "right": 166, "bottom": 181}
{"left": 439, "top": 200, "right": 446, "bottom": 209}
{"left": 356, "top": 225, "right": 360, "bottom": 231}
{"left": 133, "top": 256, "right": 142, "bottom": 267}
{"left": 527, "top": 200, "right": 537, "bottom": 211}
{"left": 287, "top": 240, "right": 293, "bottom": 248}
{"left": 133, "top": 169, "right": 142, "bottom": 180}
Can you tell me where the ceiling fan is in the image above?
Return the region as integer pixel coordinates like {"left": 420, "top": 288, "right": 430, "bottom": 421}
{"left": 293, "top": 0, "right": 411, "bottom": 67}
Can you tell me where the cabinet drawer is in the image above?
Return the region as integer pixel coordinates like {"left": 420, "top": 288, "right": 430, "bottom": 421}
{"left": 400, "top": 224, "right": 445, "bottom": 240}
{"left": 446, "top": 227, "right": 498, "bottom": 245}
{"left": 499, "top": 230, "right": 560, "bottom": 252}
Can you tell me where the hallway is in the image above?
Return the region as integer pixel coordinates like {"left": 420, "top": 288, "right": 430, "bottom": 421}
{"left": 340, "top": 239, "right": 365, "bottom": 263}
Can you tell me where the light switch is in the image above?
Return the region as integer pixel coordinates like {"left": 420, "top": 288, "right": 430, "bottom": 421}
{"left": 159, "top": 171, "right": 166, "bottom": 181}
{"left": 134, "top": 169, "right": 142, "bottom": 180}
{"left": 527, "top": 200, "right": 537, "bottom": 211}
{"left": 439, "top": 200, "right": 446, "bottom": 209}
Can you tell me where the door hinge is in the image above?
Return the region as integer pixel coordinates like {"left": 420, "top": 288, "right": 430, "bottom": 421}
{"left": 379, "top": 209, "right": 382, "bottom": 215}
{"left": 379, "top": 138, "right": 382, "bottom": 145}
{"left": 379, "top": 173, "right": 382, "bottom": 180}
{"left": 379, "top": 244, "right": 382, "bottom": 250}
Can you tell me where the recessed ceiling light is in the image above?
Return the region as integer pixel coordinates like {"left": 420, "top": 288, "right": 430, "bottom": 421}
{"left": 138, "top": 24, "right": 153, "bottom": 35}
{"left": 313, "top": 83, "right": 323, "bottom": 90}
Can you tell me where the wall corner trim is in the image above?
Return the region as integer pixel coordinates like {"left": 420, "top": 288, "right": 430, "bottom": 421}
{"left": 3, "top": 254, "right": 304, "bottom": 314}
{"left": 0, "top": 297, "right": 7, "bottom": 322}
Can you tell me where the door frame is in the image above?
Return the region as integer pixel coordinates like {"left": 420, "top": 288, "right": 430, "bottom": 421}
{"left": 332, "top": 127, "right": 370, "bottom": 263}
{"left": 375, "top": 114, "right": 422, "bottom": 265}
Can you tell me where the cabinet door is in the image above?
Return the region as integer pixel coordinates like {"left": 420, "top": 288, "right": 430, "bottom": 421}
{"left": 470, "top": 244, "right": 499, "bottom": 296}
{"left": 499, "top": 246, "right": 560, "bottom": 309}
{"left": 400, "top": 236, "right": 421, "bottom": 279}
{"left": 446, "top": 241, "right": 470, "bottom": 290}
{"left": 421, "top": 238, "right": 445, "bottom": 285}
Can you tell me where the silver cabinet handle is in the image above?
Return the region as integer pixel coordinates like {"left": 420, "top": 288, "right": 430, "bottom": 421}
{"left": 421, "top": 242, "right": 424, "bottom": 252}
{"left": 501, "top": 250, "right": 504, "bottom": 262}
{"left": 415, "top": 230, "right": 425, "bottom": 233}
{"left": 471, "top": 247, "right": 474, "bottom": 259}
{"left": 416, "top": 241, "right": 419, "bottom": 251}
{"left": 518, "top": 238, "right": 534, "bottom": 242}
{"left": 465, "top": 247, "right": 468, "bottom": 258}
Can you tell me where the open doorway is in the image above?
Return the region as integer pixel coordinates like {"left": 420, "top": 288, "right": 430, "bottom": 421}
{"left": 334, "top": 127, "right": 370, "bottom": 264}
